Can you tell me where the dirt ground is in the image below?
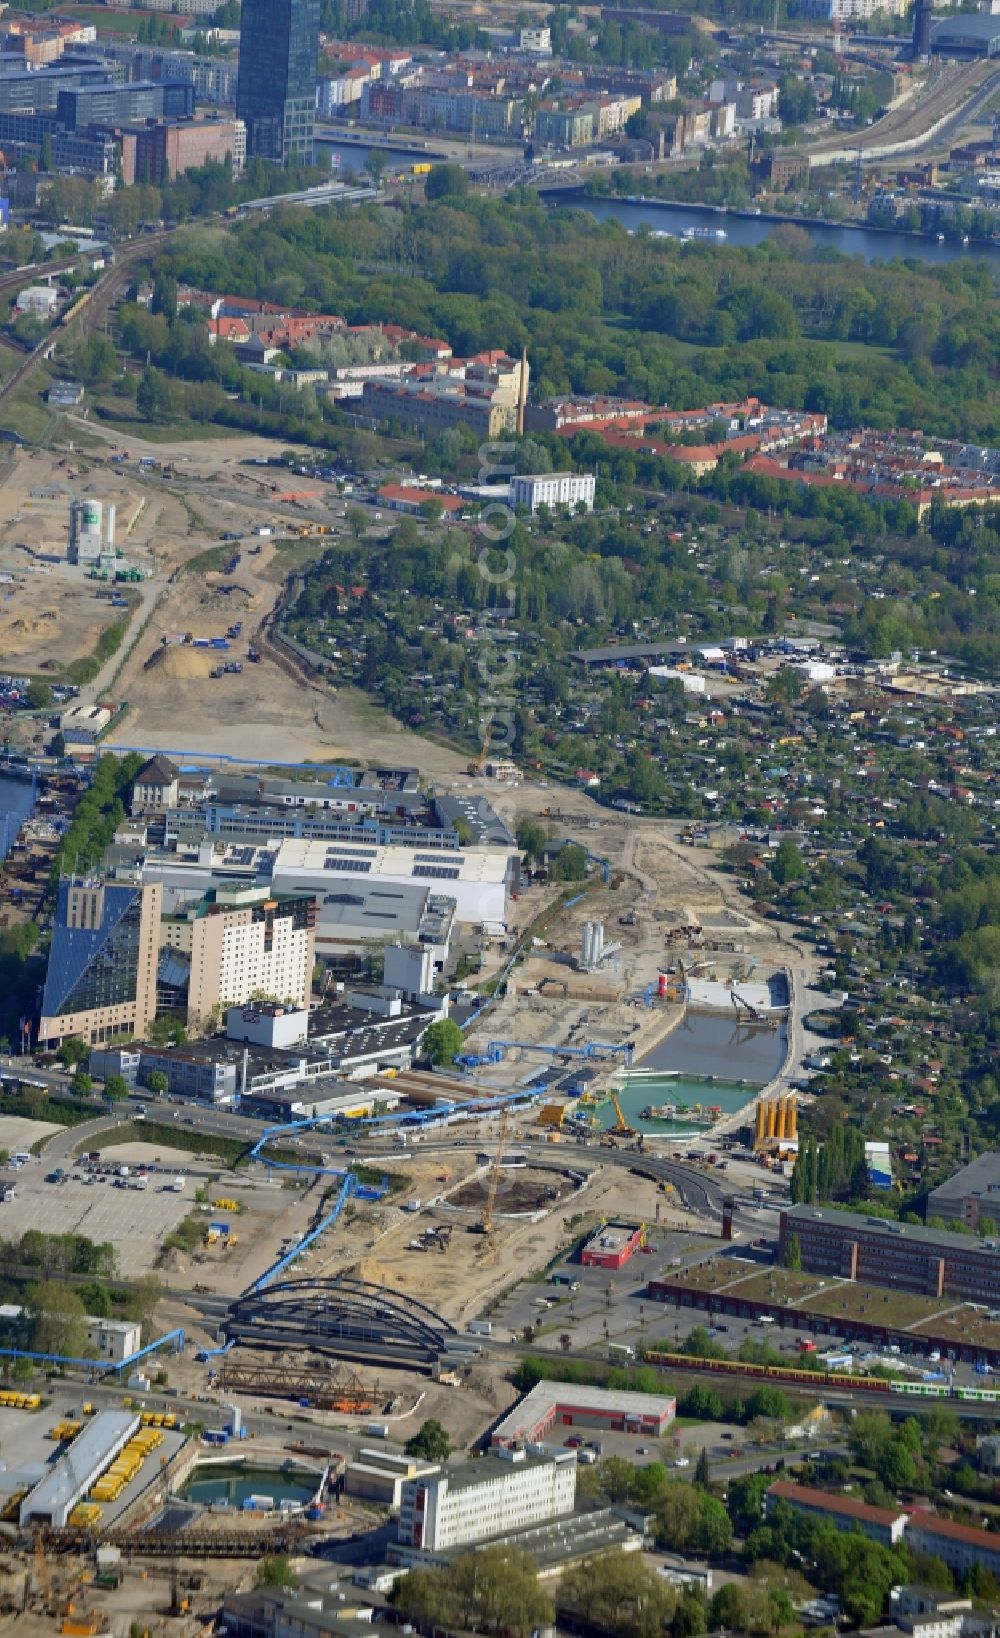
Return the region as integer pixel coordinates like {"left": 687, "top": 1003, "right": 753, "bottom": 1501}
{"left": 0, "top": 1115, "right": 62, "bottom": 1150}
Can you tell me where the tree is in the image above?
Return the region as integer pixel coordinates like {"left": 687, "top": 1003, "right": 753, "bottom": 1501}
{"left": 560, "top": 1552, "right": 677, "bottom": 1638}
{"left": 255, "top": 1556, "right": 296, "bottom": 1589}
{"left": 785, "top": 1230, "right": 802, "bottom": 1271}
{"left": 515, "top": 817, "right": 546, "bottom": 862}
{"left": 365, "top": 149, "right": 388, "bottom": 189}
{"left": 26, "top": 680, "right": 52, "bottom": 711}
{"left": 70, "top": 1071, "right": 92, "bottom": 1096}
{"left": 422, "top": 1018, "right": 463, "bottom": 1065}
{"left": 419, "top": 497, "right": 445, "bottom": 525}
{"left": 551, "top": 842, "right": 587, "bottom": 882}
{"left": 404, "top": 1418, "right": 451, "bottom": 1460}
{"left": 394, "top": 1548, "right": 551, "bottom": 1638}
{"left": 146, "top": 1071, "right": 168, "bottom": 1097}
{"left": 103, "top": 1074, "right": 129, "bottom": 1101}
{"left": 57, "top": 1037, "right": 88, "bottom": 1068}
{"left": 425, "top": 163, "right": 470, "bottom": 200}
{"left": 694, "top": 1445, "right": 710, "bottom": 1487}
{"left": 346, "top": 506, "right": 368, "bottom": 541}
{"left": 29, "top": 1280, "right": 88, "bottom": 1359}
{"left": 772, "top": 838, "right": 807, "bottom": 886}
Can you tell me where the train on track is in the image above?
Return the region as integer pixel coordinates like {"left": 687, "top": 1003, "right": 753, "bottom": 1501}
{"left": 641, "top": 1349, "right": 1000, "bottom": 1403}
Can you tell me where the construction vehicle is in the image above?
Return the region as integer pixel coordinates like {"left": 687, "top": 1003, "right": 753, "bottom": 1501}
{"left": 475, "top": 1107, "right": 510, "bottom": 1234}
{"left": 608, "top": 1089, "right": 636, "bottom": 1138}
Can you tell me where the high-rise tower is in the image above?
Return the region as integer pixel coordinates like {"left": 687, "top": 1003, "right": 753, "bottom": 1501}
{"left": 237, "top": 0, "right": 319, "bottom": 165}
{"left": 912, "top": 0, "right": 933, "bottom": 61}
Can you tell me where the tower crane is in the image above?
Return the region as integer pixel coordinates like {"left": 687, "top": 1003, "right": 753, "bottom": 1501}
{"left": 477, "top": 1106, "right": 510, "bottom": 1234}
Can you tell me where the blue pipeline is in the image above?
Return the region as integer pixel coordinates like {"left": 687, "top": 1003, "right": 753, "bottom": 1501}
{"left": 253, "top": 1171, "right": 357, "bottom": 1294}
{"left": 0, "top": 1327, "right": 185, "bottom": 1376}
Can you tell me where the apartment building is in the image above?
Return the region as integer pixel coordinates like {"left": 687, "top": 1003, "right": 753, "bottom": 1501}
{"left": 398, "top": 1449, "right": 577, "bottom": 1553}
{"left": 535, "top": 104, "right": 594, "bottom": 146}
{"left": 39, "top": 879, "right": 162, "bottom": 1048}
{"left": 160, "top": 884, "right": 317, "bottom": 1028}
{"left": 510, "top": 471, "right": 596, "bottom": 513}
{"left": 906, "top": 1513, "right": 1000, "bottom": 1580}
{"left": 765, "top": 1481, "right": 907, "bottom": 1546}
{"left": 362, "top": 352, "right": 529, "bottom": 441}
{"left": 779, "top": 1204, "right": 1000, "bottom": 1305}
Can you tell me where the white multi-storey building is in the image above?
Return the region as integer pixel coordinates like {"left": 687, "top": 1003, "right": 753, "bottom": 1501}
{"left": 160, "top": 885, "right": 316, "bottom": 1029}
{"left": 398, "top": 1449, "right": 577, "bottom": 1552}
{"left": 509, "top": 471, "right": 596, "bottom": 513}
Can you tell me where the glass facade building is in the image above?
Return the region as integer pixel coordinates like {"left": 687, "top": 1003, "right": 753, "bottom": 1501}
{"left": 39, "top": 880, "right": 161, "bottom": 1046}
{"left": 237, "top": 0, "right": 319, "bottom": 164}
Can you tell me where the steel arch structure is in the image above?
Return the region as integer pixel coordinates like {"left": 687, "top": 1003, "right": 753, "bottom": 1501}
{"left": 224, "top": 1276, "right": 457, "bottom": 1372}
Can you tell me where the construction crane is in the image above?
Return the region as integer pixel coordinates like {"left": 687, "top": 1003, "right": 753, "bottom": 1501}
{"left": 609, "top": 1089, "right": 635, "bottom": 1137}
{"left": 467, "top": 716, "right": 493, "bottom": 777}
{"left": 477, "top": 1106, "right": 510, "bottom": 1234}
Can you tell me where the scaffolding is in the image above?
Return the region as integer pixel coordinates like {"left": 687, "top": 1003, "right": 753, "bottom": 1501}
{"left": 215, "top": 1361, "right": 376, "bottom": 1413}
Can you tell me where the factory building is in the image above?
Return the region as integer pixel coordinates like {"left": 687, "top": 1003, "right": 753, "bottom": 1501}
{"left": 580, "top": 1220, "right": 646, "bottom": 1270}
{"left": 398, "top": 1448, "right": 577, "bottom": 1553}
{"left": 270, "top": 837, "right": 515, "bottom": 930}
{"left": 20, "top": 1409, "right": 139, "bottom": 1528}
{"left": 492, "top": 1382, "right": 676, "bottom": 1449}
{"left": 345, "top": 1448, "right": 441, "bottom": 1509}
{"left": 778, "top": 1204, "right": 1000, "bottom": 1304}
{"left": 68, "top": 498, "right": 115, "bottom": 567}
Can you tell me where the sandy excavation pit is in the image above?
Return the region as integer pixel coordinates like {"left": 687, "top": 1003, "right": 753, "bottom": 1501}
{"left": 448, "top": 1166, "right": 577, "bottom": 1215}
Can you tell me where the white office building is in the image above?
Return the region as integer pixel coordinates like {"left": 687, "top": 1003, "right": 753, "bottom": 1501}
{"left": 509, "top": 471, "right": 596, "bottom": 513}
{"left": 398, "top": 1448, "right": 577, "bottom": 1553}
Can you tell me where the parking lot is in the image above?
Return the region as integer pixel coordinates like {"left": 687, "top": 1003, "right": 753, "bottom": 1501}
{"left": 0, "top": 1161, "right": 193, "bottom": 1276}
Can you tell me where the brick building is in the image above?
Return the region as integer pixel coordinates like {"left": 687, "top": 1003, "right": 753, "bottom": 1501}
{"left": 779, "top": 1204, "right": 1000, "bottom": 1304}
{"left": 120, "top": 116, "right": 245, "bottom": 184}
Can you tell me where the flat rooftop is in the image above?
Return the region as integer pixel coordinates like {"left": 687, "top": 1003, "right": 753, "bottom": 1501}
{"left": 785, "top": 1203, "right": 1000, "bottom": 1257}
{"left": 20, "top": 1408, "right": 137, "bottom": 1522}
{"left": 433, "top": 1449, "right": 576, "bottom": 1493}
{"left": 927, "top": 1152, "right": 1000, "bottom": 1203}
{"left": 492, "top": 1381, "right": 676, "bottom": 1446}
{"left": 586, "top": 1220, "right": 639, "bottom": 1252}
{"left": 273, "top": 838, "right": 511, "bottom": 882}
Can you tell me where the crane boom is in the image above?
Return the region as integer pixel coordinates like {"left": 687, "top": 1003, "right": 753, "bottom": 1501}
{"left": 480, "top": 1106, "right": 509, "bottom": 1234}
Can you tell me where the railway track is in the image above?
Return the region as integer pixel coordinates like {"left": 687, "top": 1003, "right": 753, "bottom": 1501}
{"left": 807, "top": 59, "right": 1000, "bottom": 163}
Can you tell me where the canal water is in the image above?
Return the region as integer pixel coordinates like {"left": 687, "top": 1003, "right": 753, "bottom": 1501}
{"left": 559, "top": 195, "right": 1000, "bottom": 266}
{"left": 315, "top": 136, "right": 439, "bottom": 173}
{"left": 595, "top": 1011, "right": 787, "bottom": 1136}
{"left": 0, "top": 773, "right": 35, "bottom": 862}
{"left": 180, "top": 1462, "right": 318, "bottom": 1508}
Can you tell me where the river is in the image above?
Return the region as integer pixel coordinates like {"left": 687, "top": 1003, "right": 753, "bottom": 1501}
{"left": 0, "top": 773, "right": 34, "bottom": 861}
{"left": 553, "top": 194, "right": 1000, "bottom": 266}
